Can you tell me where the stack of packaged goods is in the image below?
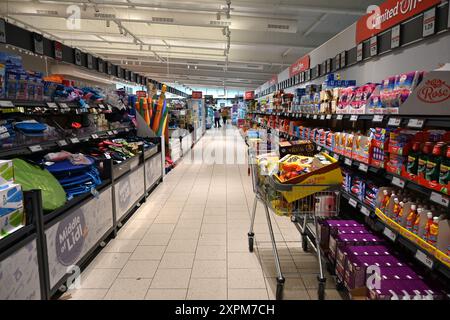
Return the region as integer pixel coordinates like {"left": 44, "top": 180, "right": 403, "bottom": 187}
{"left": 0, "top": 160, "right": 24, "bottom": 239}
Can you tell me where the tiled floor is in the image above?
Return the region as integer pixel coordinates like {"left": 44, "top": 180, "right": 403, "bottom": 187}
{"left": 66, "top": 125, "right": 342, "bottom": 300}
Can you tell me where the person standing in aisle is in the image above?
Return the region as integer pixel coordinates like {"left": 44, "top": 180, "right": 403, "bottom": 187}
{"left": 214, "top": 109, "right": 221, "bottom": 128}
{"left": 221, "top": 108, "right": 229, "bottom": 127}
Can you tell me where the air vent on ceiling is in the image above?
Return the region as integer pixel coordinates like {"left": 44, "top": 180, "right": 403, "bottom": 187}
{"left": 246, "top": 64, "right": 260, "bottom": 69}
{"left": 267, "top": 24, "right": 290, "bottom": 30}
{"left": 126, "top": 57, "right": 139, "bottom": 60}
{"left": 152, "top": 17, "right": 174, "bottom": 23}
{"left": 209, "top": 21, "right": 231, "bottom": 26}
{"left": 36, "top": 10, "right": 58, "bottom": 15}
{"left": 94, "top": 13, "right": 116, "bottom": 19}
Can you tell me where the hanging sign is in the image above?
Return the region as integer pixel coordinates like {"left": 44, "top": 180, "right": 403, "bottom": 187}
{"left": 192, "top": 91, "right": 203, "bottom": 99}
{"left": 107, "top": 62, "right": 112, "bottom": 75}
{"left": 391, "top": 25, "right": 400, "bottom": 49}
{"left": 0, "top": 19, "right": 5, "bottom": 43}
{"left": 54, "top": 41, "right": 63, "bottom": 60}
{"left": 87, "top": 54, "right": 93, "bottom": 69}
{"left": 74, "top": 49, "right": 82, "bottom": 66}
{"left": 244, "top": 91, "right": 255, "bottom": 100}
{"left": 340, "top": 51, "right": 346, "bottom": 68}
{"left": 355, "top": 0, "right": 440, "bottom": 44}
{"left": 335, "top": 54, "right": 341, "bottom": 70}
{"left": 370, "top": 36, "right": 378, "bottom": 56}
{"left": 357, "top": 43, "right": 363, "bottom": 62}
{"left": 33, "top": 33, "right": 44, "bottom": 55}
{"left": 98, "top": 59, "right": 104, "bottom": 73}
{"left": 422, "top": 7, "right": 436, "bottom": 37}
{"left": 289, "top": 55, "right": 310, "bottom": 77}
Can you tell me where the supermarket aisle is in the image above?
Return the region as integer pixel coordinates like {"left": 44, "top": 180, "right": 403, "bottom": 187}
{"left": 66, "top": 125, "right": 341, "bottom": 300}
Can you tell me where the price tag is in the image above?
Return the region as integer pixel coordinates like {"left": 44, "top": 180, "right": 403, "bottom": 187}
{"left": 317, "top": 145, "right": 322, "bottom": 151}
{"left": 306, "top": 114, "right": 310, "bottom": 119}
{"left": 0, "top": 100, "right": 14, "bottom": 108}
{"left": 125, "top": 128, "right": 130, "bottom": 132}
{"left": 350, "top": 115, "right": 359, "bottom": 122}
{"left": 423, "top": 7, "right": 436, "bottom": 37}
{"left": 108, "top": 131, "right": 114, "bottom": 136}
{"left": 46, "top": 102, "right": 58, "bottom": 109}
{"left": 360, "top": 206, "right": 371, "bottom": 217}
{"left": 57, "top": 140, "right": 68, "bottom": 147}
{"left": 326, "top": 114, "right": 332, "bottom": 120}
{"left": 70, "top": 138, "right": 80, "bottom": 144}
{"left": 391, "top": 176, "right": 405, "bottom": 188}
{"left": 91, "top": 134, "right": 99, "bottom": 139}
{"left": 387, "top": 117, "right": 401, "bottom": 127}
{"left": 430, "top": 192, "right": 450, "bottom": 208}
{"left": 415, "top": 250, "right": 434, "bottom": 269}
{"left": 348, "top": 198, "right": 358, "bottom": 208}
{"left": 320, "top": 115, "right": 325, "bottom": 120}
{"left": 29, "top": 145, "right": 43, "bottom": 152}
{"left": 344, "top": 158, "right": 353, "bottom": 166}
{"left": 313, "top": 115, "right": 318, "bottom": 120}
{"left": 98, "top": 104, "right": 105, "bottom": 109}
{"left": 359, "top": 163, "right": 369, "bottom": 172}
{"left": 59, "top": 103, "right": 69, "bottom": 109}
{"left": 372, "top": 115, "right": 384, "bottom": 123}
{"left": 333, "top": 153, "right": 340, "bottom": 161}
{"left": 336, "top": 114, "right": 343, "bottom": 120}
{"left": 383, "top": 227, "right": 397, "bottom": 242}
{"left": 113, "top": 130, "right": 119, "bottom": 135}
{"left": 407, "top": 118, "right": 425, "bottom": 129}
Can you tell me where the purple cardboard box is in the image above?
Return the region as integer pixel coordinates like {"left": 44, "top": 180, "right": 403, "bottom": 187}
{"left": 319, "top": 219, "right": 362, "bottom": 252}
{"left": 369, "top": 279, "right": 446, "bottom": 300}
{"left": 376, "top": 266, "right": 421, "bottom": 281}
{"left": 329, "top": 233, "right": 384, "bottom": 262}
{"left": 330, "top": 226, "right": 372, "bottom": 237}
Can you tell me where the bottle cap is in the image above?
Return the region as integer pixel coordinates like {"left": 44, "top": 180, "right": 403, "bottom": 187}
{"left": 433, "top": 217, "right": 439, "bottom": 222}
{"left": 427, "top": 212, "right": 433, "bottom": 218}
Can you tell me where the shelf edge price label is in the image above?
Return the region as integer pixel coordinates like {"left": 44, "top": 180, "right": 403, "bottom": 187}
{"left": 383, "top": 227, "right": 397, "bottom": 242}
{"left": 113, "top": 130, "right": 119, "bottom": 135}
{"left": 430, "top": 192, "right": 450, "bottom": 208}
{"left": 414, "top": 250, "right": 434, "bottom": 269}
{"left": 350, "top": 115, "right": 359, "bottom": 122}
{"left": 317, "top": 145, "right": 322, "bottom": 152}
{"left": 46, "top": 102, "right": 58, "bottom": 109}
{"left": 407, "top": 118, "right": 425, "bottom": 129}
{"left": 358, "top": 163, "right": 368, "bottom": 172}
{"left": 108, "top": 131, "right": 114, "bottom": 136}
{"left": 333, "top": 153, "right": 340, "bottom": 161}
{"left": 57, "top": 140, "right": 68, "bottom": 147}
{"left": 313, "top": 115, "right": 318, "bottom": 120}
{"left": 59, "top": 103, "right": 69, "bottom": 109}
{"left": 326, "top": 114, "right": 332, "bottom": 120}
{"left": 320, "top": 115, "right": 325, "bottom": 120}
{"left": 391, "top": 176, "right": 405, "bottom": 189}
{"left": 344, "top": 158, "right": 353, "bottom": 166}
{"left": 70, "top": 138, "right": 80, "bottom": 144}
{"left": 336, "top": 114, "right": 344, "bottom": 120}
{"left": 360, "top": 206, "right": 370, "bottom": 217}
{"left": 348, "top": 198, "right": 358, "bottom": 208}
{"left": 387, "top": 117, "right": 401, "bottom": 126}
{"left": 0, "top": 100, "right": 14, "bottom": 108}
{"left": 91, "top": 134, "right": 99, "bottom": 139}
{"left": 372, "top": 115, "right": 384, "bottom": 123}
{"left": 29, "top": 145, "right": 43, "bottom": 153}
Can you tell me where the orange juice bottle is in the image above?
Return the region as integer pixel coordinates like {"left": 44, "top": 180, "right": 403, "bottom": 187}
{"left": 427, "top": 217, "right": 439, "bottom": 246}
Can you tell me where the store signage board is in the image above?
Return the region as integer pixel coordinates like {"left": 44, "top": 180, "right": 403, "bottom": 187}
{"left": 335, "top": 54, "right": 341, "bottom": 70}
{"left": 33, "top": 33, "right": 44, "bottom": 55}
{"left": 87, "top": 54, "right": 93, "bottom": 69}
{"left": 192, "top": 91, "right": 202, "bottom": 99}
{"left": 391, "top": 25, "right": 400, "bottom": 49}
{"left": 0, "top": 19, "right": 5, "bottom": 43}
{"left": 370, "top": 36, "right": 378, "bottom": 56}
{"left": 355, "top": 0, "right": 440, "bottom": 43}
{"left": 340, "top": 51, "right": 346, "bottom": 68}
{"left": 54, "top": 41, "right": 63, "bottom": 60}
{"left": 422, "top": 7, "right": 436, "bottom": 37}
{"left": 74, "top": 49, "right": 82, "bottom": 66}
{"left": 245, "top": 91, "right": 255, "bottom": 100}
{"left": 289, "top": 55, "right": 310, "bottom": 77}
{"left": 357, "top": 43, "right": 363, "bottom": 62}
{"left": 415, "top": 250, "right": 433, "bottom": 269}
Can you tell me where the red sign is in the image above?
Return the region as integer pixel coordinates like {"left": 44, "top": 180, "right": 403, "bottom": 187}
{"left": 289, "top": 55, "right": 310, "bottom": 77}
{"left": 136, "top": 90, "right": 147, "bottom": 98}
{"left": 244, "top": 91, "right": 255, "bottom": 100}
{"left": 269, "top": 75, "right": 278, "bottom": 87}
{"left": 417, "top": 79, "right": 450, "bottom": 104}
{"left": 356, "top": 0, "right": 440, "bottom": 44}
{"left": 54, "top": 41, "right": 63, "bottom": 61}
{"left": 192, "top": 91, "right": 202, "bottom": 99}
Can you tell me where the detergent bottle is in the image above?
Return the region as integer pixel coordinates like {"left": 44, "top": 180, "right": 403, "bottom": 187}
{"left": 380, "top": 189, "right": 390, "bottom": 210}
{"left": 412, "top": 207, "right": 422, "bottom": 235}
{"left": 424, "top": 212, "right": 434, "bottom": 241}
{"left": 406, "top": 205, "right": 419, "bottom": 231}
{"left": 392, "top": 198, "right": 400, "bottom": 220}
{"left": 397, "top": 201, "right": 410, "bottom": 226}
{"left": 427, "top": 217, "right": 439, "bottom": 246}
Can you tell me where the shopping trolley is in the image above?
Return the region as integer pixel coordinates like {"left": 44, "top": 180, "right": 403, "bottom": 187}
{"left": 246, "top": 145, "right": 341, "bottom": 300}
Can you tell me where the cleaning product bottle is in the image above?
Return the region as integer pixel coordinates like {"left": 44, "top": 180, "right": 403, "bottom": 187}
{"left": 392, "top": 198, "right": 400, "bottom": 220}
{"left": 407, "top": 141, "right": 421, "bottom": 175}
{"left": 426, "top": 142, "right": 445, "bottom": 182}
{"left": 424, "top": 212, "right": 434, "bottom": 242}
{"left": 412, "top": 209, "right": 421, "bottom": 235}
{"left": 418, "top": 142, "right": 434, "bottom": 178}
{"left": 398, "top": 202, "right": 411, "bottom": 226}
{"left": 406, "top": 205, "right": 419, "bottom": 231}
{"left": 381, "top": 189, "right": 390, "bottom": 210}
{"left": 427, "top": 217, "right": 439, "bottom": 246}
{"left": 439, "top": 146, "right": 450, "bottom": 185}
{"left": 385, "top": 190, "right": 396, "bottom": 212}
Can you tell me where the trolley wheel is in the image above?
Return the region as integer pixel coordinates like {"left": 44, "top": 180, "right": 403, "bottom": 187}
{"left": 301, "top": 235, "right": 308, "bottom": 252}
{"left": 248, "top": 233, "right": 254, "bottom": 252}
{"left": 290, "top": 215, "right": 297, "bottom": 223}
{"left": 318, "top": 282, "right": 325, "bottom": 300}
{"left": 276, "top": 278, "right": 285, "bottom": 300}
{"left": 335, "top": 279, "right": 346, "bottom": 291}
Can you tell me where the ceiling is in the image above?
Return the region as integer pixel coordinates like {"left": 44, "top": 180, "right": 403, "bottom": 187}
{"left": 0, "top": 0, "right": 382, "bottom": 90}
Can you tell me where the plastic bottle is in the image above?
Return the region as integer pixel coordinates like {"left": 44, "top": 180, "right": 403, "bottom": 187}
{"left": 385, "top": 190, "right": 396, "bottom": 211}
{"left": 381, "top": 189, "right": 390, "bottom": 210}
{"left": 426, "top": 143, "right": 445, "bottom": 182}
{"left": 424, "top": 212, "right": 434, "bottom": 241}
{"left": 412, "top": 210, "right": 421, "bottom": 235}
{"left": 439, "top": 146, "right": 450, "bottom": 185}
{"left": 418, "top": 142, "right": 434, "bottom": 178}
{"left": 407, "top": 141, "right": 421, "bottom": 175}
{"left": 427, "top": 217, "right": 439, "bottom": 246}
{"left": 406, "top": 206, "right": 419, "bottom": 231}
{"left": 392, "top": 198, "right": 401, "bottom": 220}
{"left": 398, "top": 203, "right": 413, "bottom": 226}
